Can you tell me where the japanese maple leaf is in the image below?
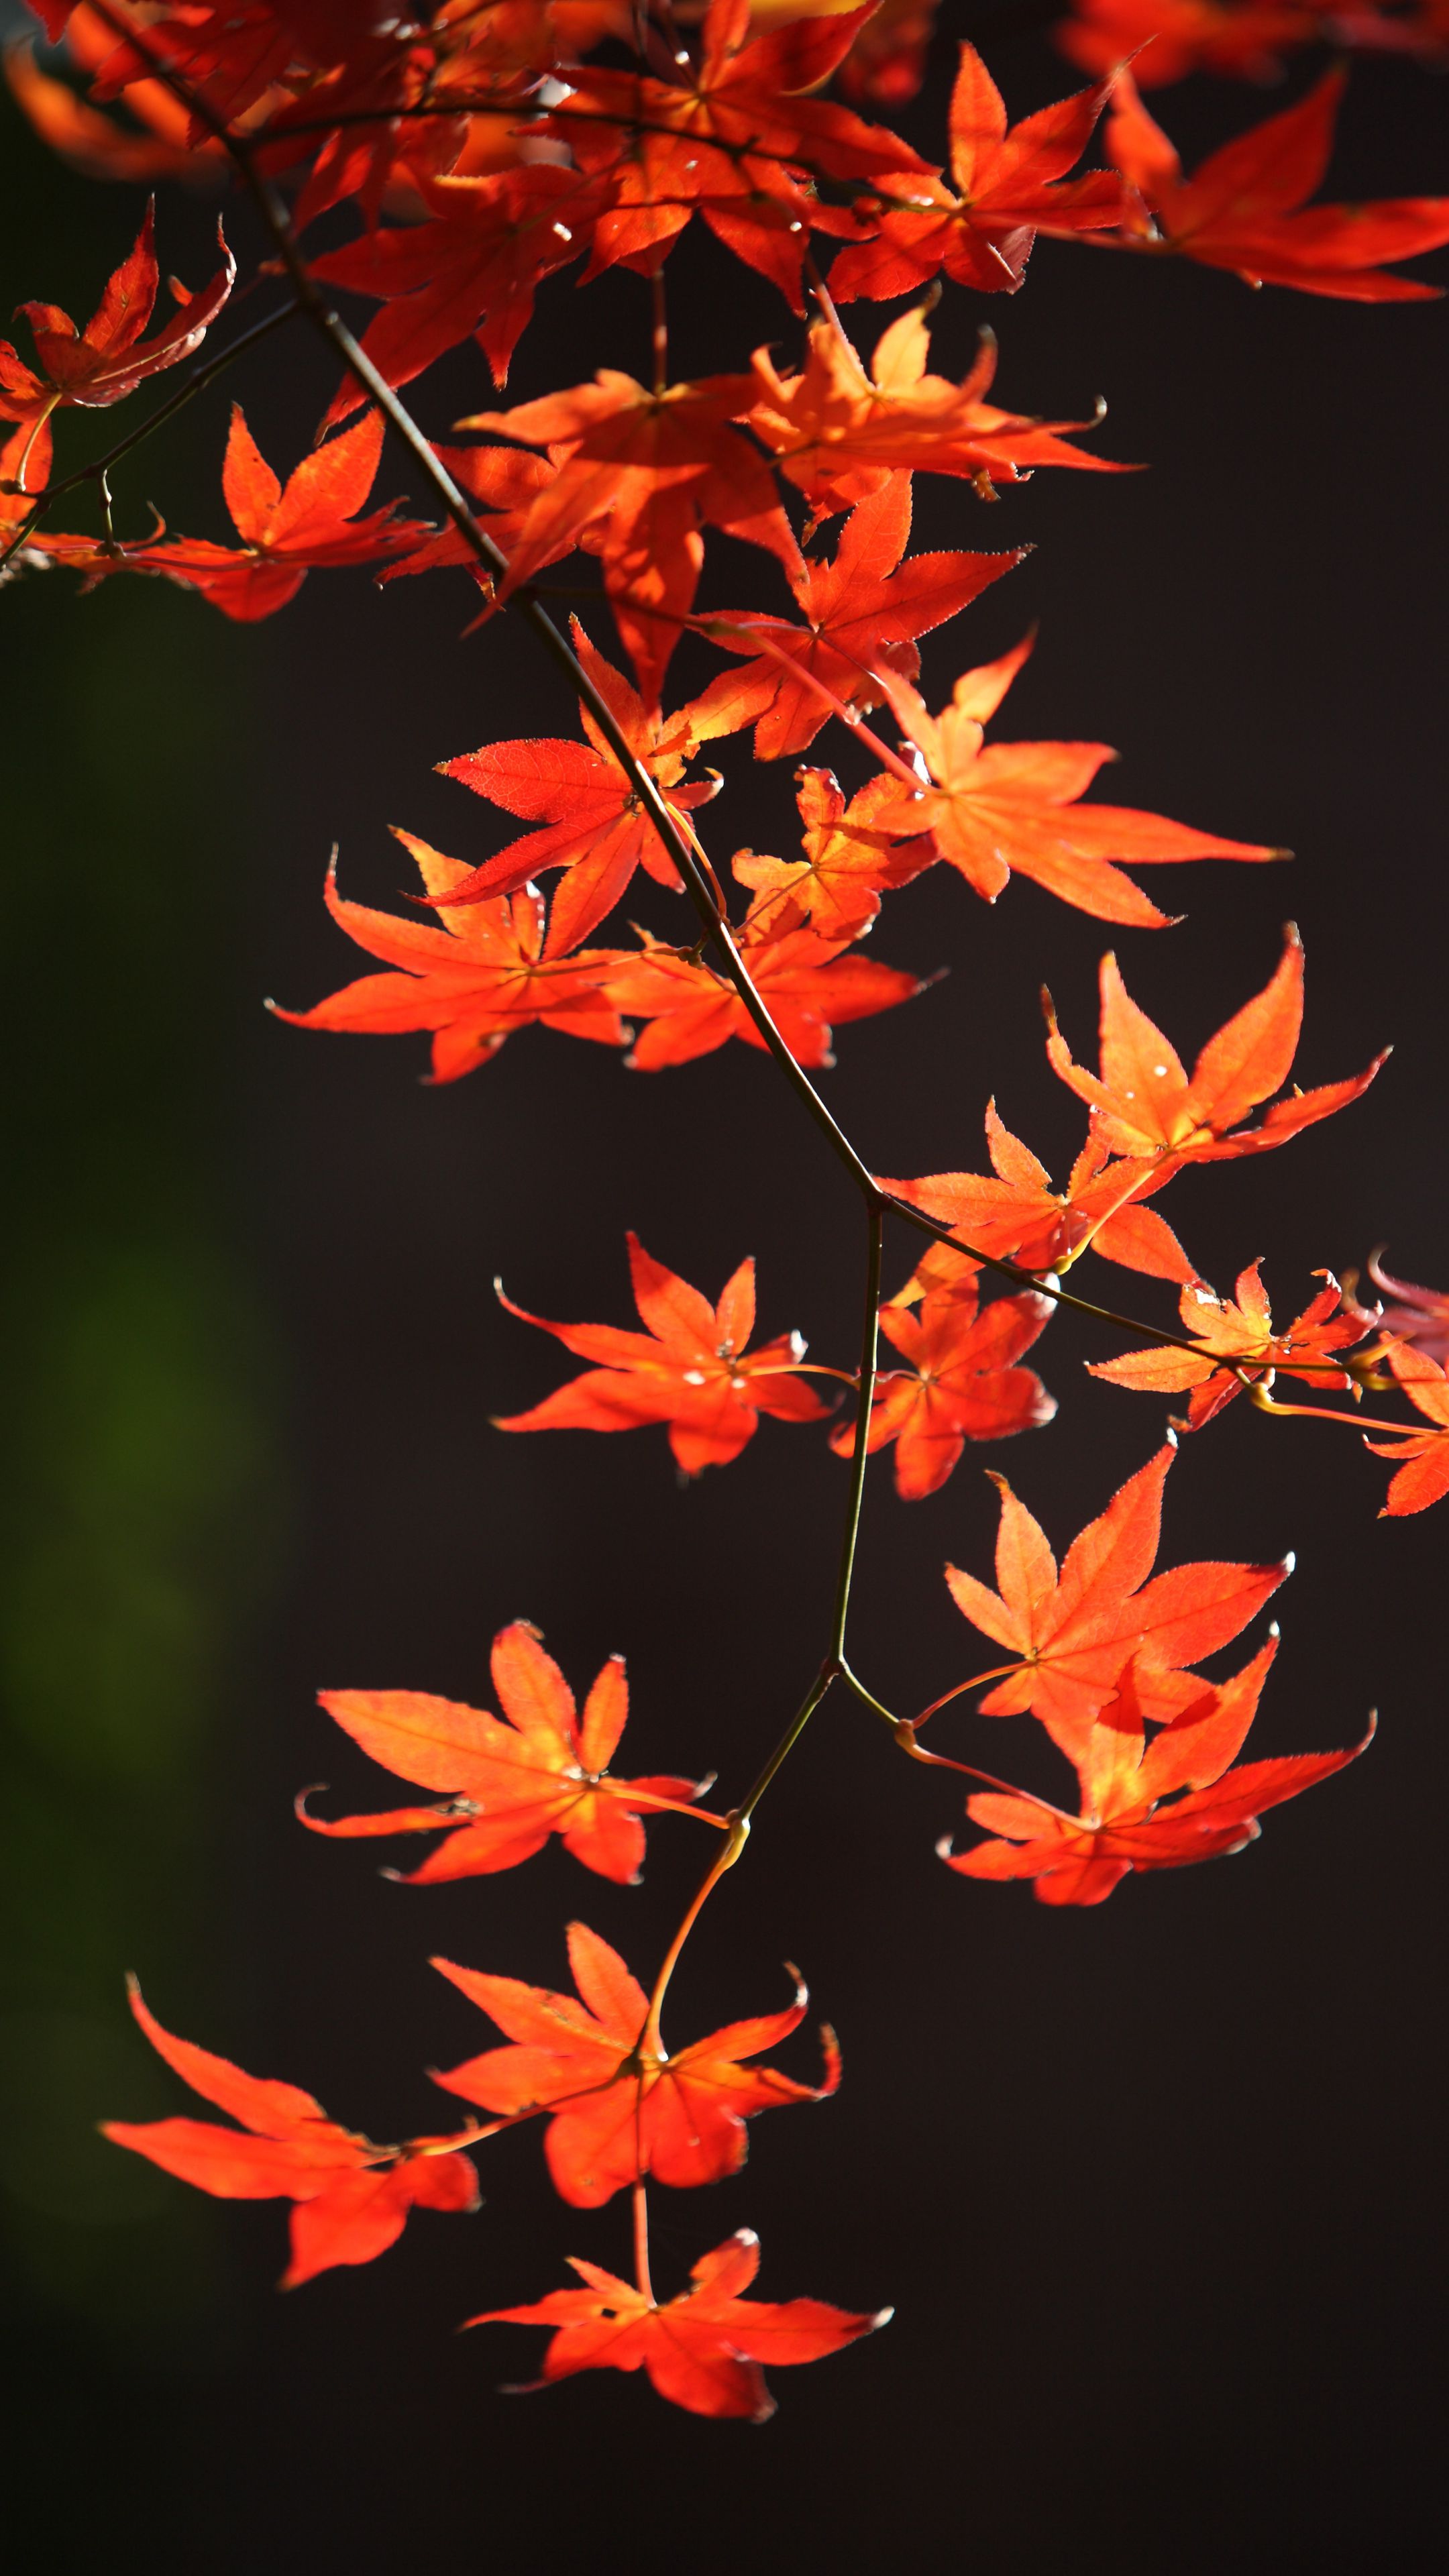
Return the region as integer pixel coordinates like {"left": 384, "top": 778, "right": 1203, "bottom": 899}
{"left": 745, "top": 306, "right": 1129, "bottom": 524}
{"left": 460, "top": 366, "right": 802, "bottom": 703}
{"left": 433, "top": 1922, "right": 837, "bottom": 2205}
{"left": 0, "top": 199, "right": 233, "bottom": 434}
{"left": 268, "top": 837, "right": 630, "bottom": 1083}
{"left": 1365, "top": 1341, "right": 1449, "bottom": 1517}
{"left": 1089, "top": 1263, "right": 1371, "bottom": 1427}
{"left": 133, "top": 405, "right": 431, "bottom": 620}
{"left": 880, "top": 1099, "right": 1199, "bottom": 1286}
{"left": 494, "top": 1232, "right": 829, "bottom": 1474}
{"left": 941, "top": 1443, "right": 1291, "bottom": 1756}
{"left": 830, "top": 42, "right": 1128, "bottom": 303}
{"left": 429, "top": 624, "right": 729, "bottom": 953}
{"left": 557, "top": 0, "right": 928, "bottom": 209}
{"left": 608, "top": 894, "right": 922, "bottom": 1072}
{"left": 1045, "top": 930, "right": 1388, "bottom": 1165}
{"left": 830, "top": 1278, "right": 1057, "bottom": 1499}
{"left": 871, "top": 633, "right": 1282, "bottom": 926}
{"left": 573, "top": 144, "right": 861, "bottom": 317}
{"left": 696, "top": 471, "right": 1025, "bottom": 760}
{"left": 299, "top": 1619, "right": 706, "bottom": 1886}
{"left": 1106, "top": 67, "right": 1449, "bottom": 301}
{"left": 731, "top": 765, "right": 934, "bottom": 940}
{"left": 101, "top": 1979, "right": 478, "bottom": 2288}
{"left": 942, "top": 1635, "right": 1371, "bottom": 1905}
{"left": 469, "top": 2226, "right": 888, "bottom": 2421}
{"left": 310, "top": 165, "right": 602, "bottom": 409}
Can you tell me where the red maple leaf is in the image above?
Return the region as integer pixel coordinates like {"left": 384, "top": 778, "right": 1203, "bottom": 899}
{"left": 101, "top": 1979, "right": 478, "bottom": 2287}
{"left": 941, "top": 1442, "right": 1290, "bottom": 1756}
{"left": 1088, "top": 1262, "right": 1372, "bottom": 1427}
{"left": 941, "top": 1638, "right": 1371, "bottom": 1905}
{"left": 830, "top": 42, "right": 1128, "bottom": 303}
{"left": 870, "top": 633, "right": 1283, "bottom": 925}
{"left": 830, "top": 1275, "right": 1057, "bottom": 1499}
{"left": 468, "top": 2226, "right": 888, "bottom": 2420}
{"left": 880, "top": 1099, "right": 1199, "bottom": 1286}
{"left": 730, "top": 764, "right": 934, "bottom": 941}
{"left": 494, "top": 1232, "right": 830, "bottom": 1474}
{"left": 696, "top": 470, "right": 1024, "bottom": 760}
{"left": 555, "top": 0, "right": 929, "bottom": 256}
{"left": 433, "top": 1922, "right": 837, "bottom": 2205}
{"left": 429, "top": 624, "right": 731, "bottom": 952}
{"left": 1044, "top": 929, "right": 1388, "bottom": 1165}
{"left": 607, "top": 893, "right": 922, "bottom": 1071}
{"left": 1365, "top": 1340, "right": 1449, "bottom": 1516}
{"left": 745, "top": 305, "right": 1130, "bottom": 524}
{"left": 130, "top": 405, "right": 430, "bottom": 619}
{"left": 0, "top": 199, "right": 233, "bottom": 439}
{"left": 299, "top": 1619, "right": 709, "bottom": 1886}
{"left": 1106, "top": 66, "right": 1449, "bottom": 300}
{"left": 268, "top": 837, "right": 630, "bottom": 1083}
{"left": 459, "top": 365, "right": 802, "bottom": 702}
{"left": 309, "top": 165, "right": 602, "bottom": 407}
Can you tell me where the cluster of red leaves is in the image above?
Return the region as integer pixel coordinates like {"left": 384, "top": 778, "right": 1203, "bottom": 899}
{"left": 48, "top": 0, "right": 1442, "bottom": 2426}
{"left": 934, "top": 1445, "right": 1369, "bottom": 1902}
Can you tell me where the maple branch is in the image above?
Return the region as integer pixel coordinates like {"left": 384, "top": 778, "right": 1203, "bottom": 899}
{"left": 78, "top": 23, "right": 1356, "bottom": 1413}
{"left": 829, "top": 1205, "right": 883, "bottom": 1664}
{"left": 0, "top": 299, "right": 301, "bottom": 574}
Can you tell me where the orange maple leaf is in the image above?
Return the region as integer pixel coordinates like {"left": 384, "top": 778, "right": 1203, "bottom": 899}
{"left": 1088, "top": 1263, "right": 1372, "bottom": 1427}
{"left": 469, "top": 2226, "right": 888, "bottom": 2420}
{"left": 433, "top": 1922, "right": 837, "bottom": 2206}
{"left": 299, "top": 1619, "right": 710, "bottom": 1886}
{"left": 829, "top": 1273, "right": 1056, "bottom": 1499}
{"left": 609, "top": 892, "right": 922, "bottom": 1071}
{"left": 129, "top": 404, "right": 430, "bottom": 619}
{"left": 731, "top": 763, "right": 934, "bottom": 941}
{"left": 494, "top": 1232, "right": 831, "bottom": 1474}
{"left": 459, "top": 364, "right": 802, "bottom": 702}
{"left": 267, "top": 837, "right": 629, "bottom": 1084}
{"left": 1044, "top": 928, "right": 1388, "bottom": 1164}
{"left": 941, "top": 1638, "right": 1372, "bottom": 1904}
{"left": 1365, "top": 1341, "right": 1449, "bottom": 1517}
{"left": 830, "top": 40, "right": 1128, "bottom": 302}
{"left": 870, "top": 632, "right": 1283, "bottom": 926}
{"left": 1106, "top": 67, "right": 1449, "bottom": 301}
{"left": 101, "top": 1980, "right": 478, "bottom": 2288}
{"left": 745, "top": 304, "right": 1130, "bottom": 523}
{"left": 694, "top": 470, "right": 1024, "bottom": 759}
{"left": 310, "top": 165, "right": 601, "bottom": 406}
{"left": 941, "top": 1443, "right": 1290, "bottom": 1756}
{"left": 429, "top": 623, "right": 730, "bottom": 952}
{"left": 881, "top": 1098, "right": 1199, "bottom": 1285}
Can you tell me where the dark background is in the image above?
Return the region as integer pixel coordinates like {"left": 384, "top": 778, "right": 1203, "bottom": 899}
{"left": 3, "top": 7, "right": 1447, "bottom": 2566}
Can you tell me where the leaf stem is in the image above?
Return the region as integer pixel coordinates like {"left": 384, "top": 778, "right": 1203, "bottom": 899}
{"left": 633, "top": 2179, "right": 654, "bottom": 2304}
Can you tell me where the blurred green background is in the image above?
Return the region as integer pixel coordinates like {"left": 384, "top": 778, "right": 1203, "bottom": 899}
{"left": 1, "top": 70, "right": 282, "bottom": 2524}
